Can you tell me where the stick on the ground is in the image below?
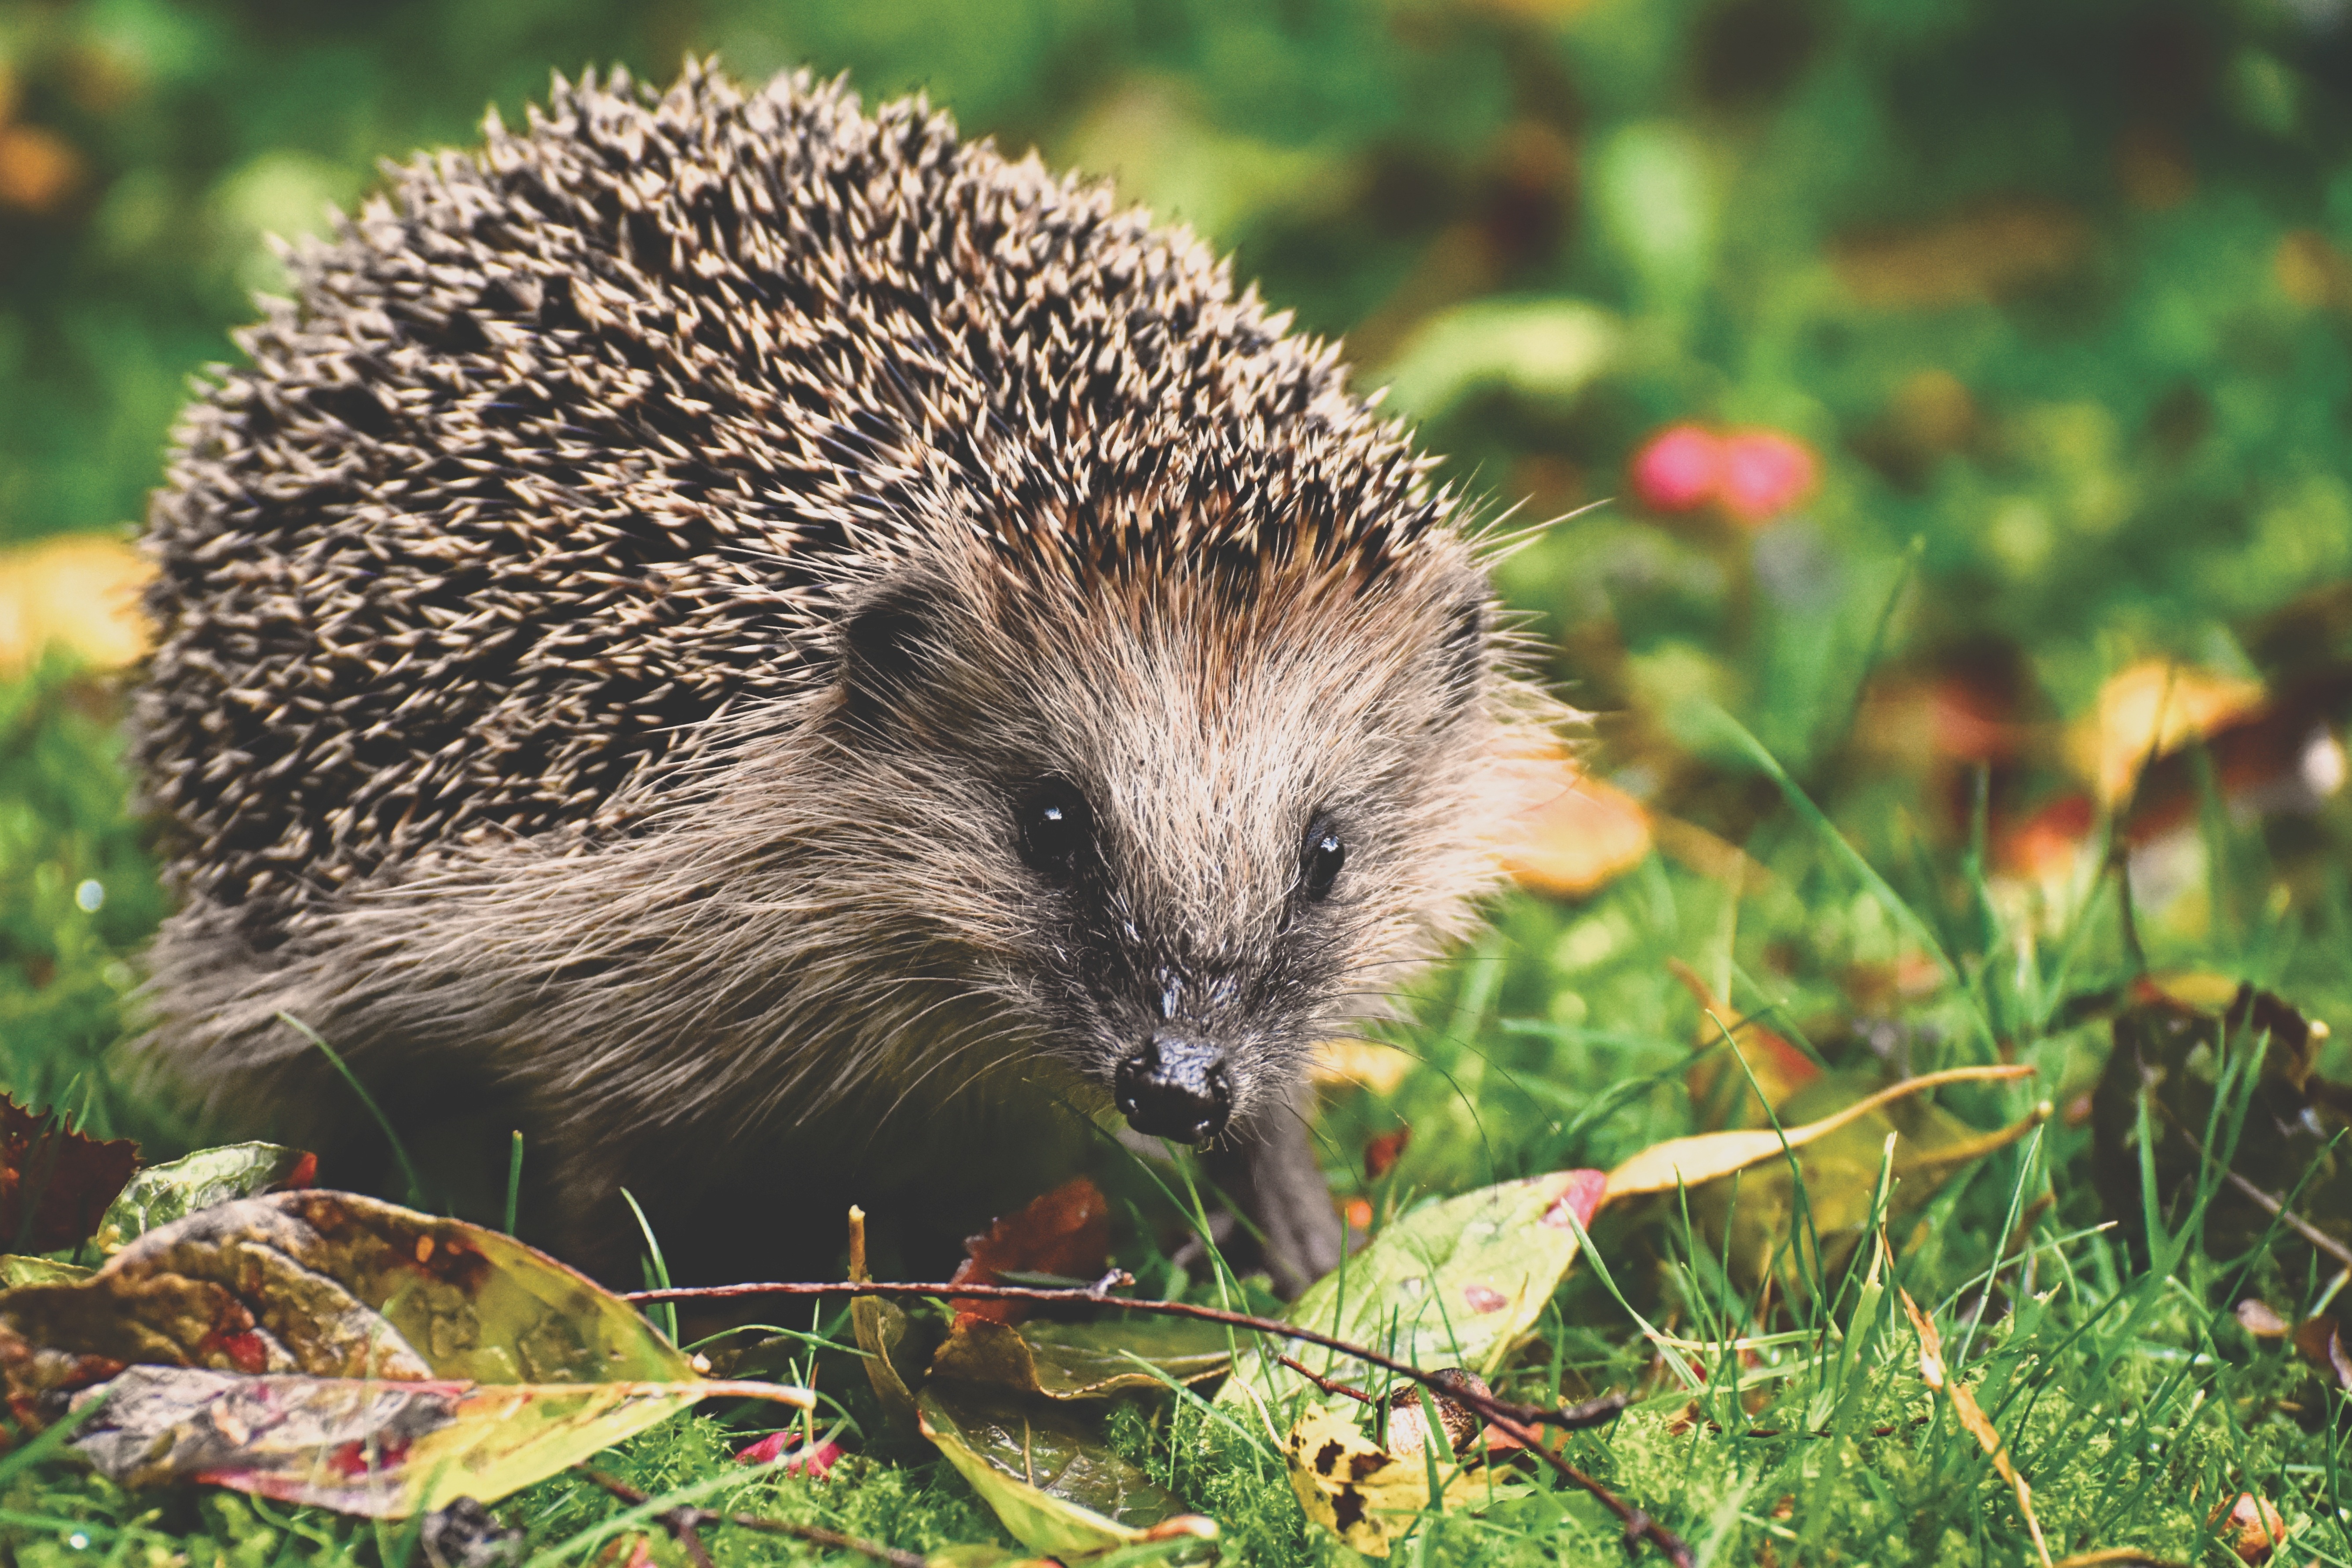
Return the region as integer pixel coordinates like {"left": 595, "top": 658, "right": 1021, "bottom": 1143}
{"left": 630, "top": 1278, "right": 1685, "bottom": 1566}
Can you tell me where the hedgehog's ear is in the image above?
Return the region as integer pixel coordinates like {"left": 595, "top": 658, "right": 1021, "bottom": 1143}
{"left": 832, "top": 573, "right": 953, "bottom": 736}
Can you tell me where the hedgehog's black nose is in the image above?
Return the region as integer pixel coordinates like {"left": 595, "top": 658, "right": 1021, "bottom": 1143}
{"left": 1116, "top": 1033, "right": 1231, "bottom": 1143}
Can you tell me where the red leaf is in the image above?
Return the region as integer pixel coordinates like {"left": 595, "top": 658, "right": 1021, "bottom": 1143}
{"left": 1364, "top": 1127, "right": 1410, "bottom": 1181}
{"left": 948, "top": 1177, "right": 1111, "bottom": 1324}
{"left": 0, "top": 1095, "right": 137, "bottom": 1253}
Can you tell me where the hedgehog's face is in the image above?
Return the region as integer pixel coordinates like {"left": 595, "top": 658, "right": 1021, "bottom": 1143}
{"left": 827, "top": 546, "right": 1516, "bottom": 1146}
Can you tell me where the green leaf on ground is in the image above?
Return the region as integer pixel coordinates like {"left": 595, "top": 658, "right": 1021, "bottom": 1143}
{"left": 915, "top": 1385, "right": 1210, "bottom": 1556}
{"left": 930, "top": 1315, "right": 1232, "bottom": 1399}
{"left": 91, "top": 1142, "right": 313, "bottom": 1255}
{"left": 1222, "top": 1168, "right": 1606, "bottom": 1412}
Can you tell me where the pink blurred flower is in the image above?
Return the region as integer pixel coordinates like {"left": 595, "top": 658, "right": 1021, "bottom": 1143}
{"left": 1717, "top": 428, "right": 1818, "bottom": 524}
{"left": 736, "top": 1430, "right": 844, "bottom": 1477}
{"left": 1628, "top": 424, "right": 1723, "bottom": 512}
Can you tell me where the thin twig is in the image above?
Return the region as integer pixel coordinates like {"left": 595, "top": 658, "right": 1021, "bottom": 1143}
{"left": 1277, "top": 1354, "right": 1377, "bottom": 1405}
{"left": 574, "top": 1467, "right": 923, "bottom": 1568}
{"left": 632, "top": 1279, "right": 1687, "bottom": 1565}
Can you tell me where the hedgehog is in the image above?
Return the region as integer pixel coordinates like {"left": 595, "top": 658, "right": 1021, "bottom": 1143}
{"left": 132, "top": 61, "right": 1558, "bottom": 1291}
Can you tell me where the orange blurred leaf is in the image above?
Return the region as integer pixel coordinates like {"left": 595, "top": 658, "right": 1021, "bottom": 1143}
{"left": 1494, "top": 757, "right": 1651, "bottom": 898}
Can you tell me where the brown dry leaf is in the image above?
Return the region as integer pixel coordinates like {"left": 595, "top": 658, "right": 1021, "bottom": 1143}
{"left": 0, "top": 1095, "right": 138, "bottom": 1254}
{"left": 1830, "top": 200, "right": 2092, "bottom": 308}
{"left": 1492, "top": 755, "right": 1652, "bottom": 899}
{"left": 949, "top": 1178, "right": 1111, "bottom": 1324}
{"left": 2066, "top": 659, "right": 2265, "bottom": 808}
{"left": 0, "top": 124, "right": 81, "bottom": 211}
{"left": 1602, "top": 1064, "right": 2036, "bottom": 1202}
{"left": 1898, "top": 1281, "right": 2051, "bottom": 1568}
{"left": 0, "top": 535, "right": 153, "bottom": 674}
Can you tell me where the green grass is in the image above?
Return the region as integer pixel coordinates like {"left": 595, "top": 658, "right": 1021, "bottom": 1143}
{"left": 5, "top": 644, "right": 2352, "bottom": 1565}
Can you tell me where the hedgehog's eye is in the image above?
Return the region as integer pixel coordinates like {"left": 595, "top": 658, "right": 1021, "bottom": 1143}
{"left": 1300, "top": 814, "right": 1346, "bottom": 901}
{"left": 1018, "top": 780, "right": 1093, "bottom": 878}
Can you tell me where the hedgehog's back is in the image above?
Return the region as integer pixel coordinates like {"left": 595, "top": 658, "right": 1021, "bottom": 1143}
{"left": 139, "top": 62, "right": 1422, "bottom": 949}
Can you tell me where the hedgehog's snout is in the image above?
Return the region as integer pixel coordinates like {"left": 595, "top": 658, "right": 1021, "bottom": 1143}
{"left": 1114, "top": 1032, "right": 1231, "bottom": 1144}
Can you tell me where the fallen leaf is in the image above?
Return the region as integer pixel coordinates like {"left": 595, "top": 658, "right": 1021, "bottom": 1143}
{"left": 0, "top": 1094, "right": 138, "bottom": 1254}
{"left": 1364, "top": 1127, "right": 1410, "bottom": 1180}
{"left": 1829, "top": 200, "right": 2092, "bottom": 307}
{"left": 1668, "top": 959, "right": 1821, "bottom": 1129}
{"left": 2067, "top": 659, "right": 2265, "bottom": 808}
{"left": 1221, "top": 1168, "right": 1605, "bottom": 1413}
{"left": 1493, "top": 756, "right": 1652, "bottom": 899}
{"left": 0, "top": 124, "right": 81, "bottom": 212}
{"left": 916, "top": 1385, "right": 1209, "bottom": 1557}
{"left": 733, "top": 1429, "right": 841, "bottom": 1476}
{"left": 929, "top": 1315, "right": 1232, "bottom": 1400}
{"left": 1283, "top": 1407, "right": 1480, "bottom": 1558}
{"left": 1311, "top": 1040, "right": 1417, "bottom": 1096}
{"left": 849, "top": 1205, "right": 929, "bottom": 1436}
{"left": 2236, "top": 1300, "right": 2291, "bottom": 1338}
{"left": 92, "top": 1143, "right": 313, "bottom": 1255}
{"left": 1603, "top": 1064, "right": 2037, "bottom": 1201}
{"left": 2088, "top": 982, "right": 2352, "bottom": 1271}
{"left": 0, "top": 535, "right": 153, "bottom": 674}
{"left": 1382, "top": 1368, "right": 1489, "bottom": 1459}
{"left": 67, "top": 1364, "right": 798, "bottom": 1517}
{"left": 950, "top": 1178, "right": 1111, "bottom": 1323}
{"left": 0, "top": 1256, "right": 90, "bottom": 1287}
{"left": 0, "top": 1191, "right": 810, "bottom": 1513}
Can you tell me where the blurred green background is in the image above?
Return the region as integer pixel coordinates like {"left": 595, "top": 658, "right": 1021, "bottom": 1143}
{"left": 4, "top": 0, "right": 2352, "bottom": 1123}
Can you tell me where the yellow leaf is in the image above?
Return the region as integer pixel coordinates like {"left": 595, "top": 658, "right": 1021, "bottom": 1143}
{"left": 0, "top": 535, "right": 152, "bottom": 674}
{"left": 2067, "top": 658, "right": 2264, "bottom": 807}
{"left": 1284, "top": 1409, "right": 1479, "bottom": 1558}
{"left": 1492, "top": 755, "right": 1652, "bottom": 899}
{"left": 1601, "top": 1064, "right": 2037, "bottom": 1202}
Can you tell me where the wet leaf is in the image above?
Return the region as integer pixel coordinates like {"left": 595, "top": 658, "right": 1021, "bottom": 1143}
{"left": 0, "top": 1093, "right": 138, "bottom": 1253}
{"left": 66, "top": 1363, "right": 801, "bottom": 1517}
{"left": 929, "top": 1315, "right": 1232, "bottom": 1400}
{"left": 949, "top": 1178, "right": 1112, "bottom": 1324}
{"left": 915, "top": 1385, "right": 1207, "bottom": 1556}
{"left": 1223, "top": 1169, "right": 1605, "bottom": 1411}
{"left": 1283, "top": 1407, "right": 1480, "bottom": 1558}
{"left": 92, "top": 1143, "right": 314, "bottom": 1255}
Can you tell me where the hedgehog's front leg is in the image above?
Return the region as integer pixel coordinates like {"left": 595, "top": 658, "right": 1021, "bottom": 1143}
{"left": 1203, "top": 1088, "right": 1346, "bottom": 1298}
